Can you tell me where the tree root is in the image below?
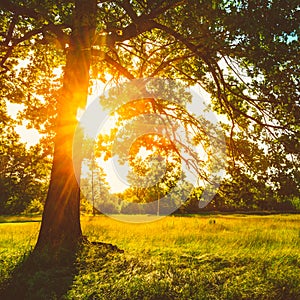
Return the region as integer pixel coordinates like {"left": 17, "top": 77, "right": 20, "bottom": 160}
{"left": 81, "top": 236, "right": 124, "bottom": 253}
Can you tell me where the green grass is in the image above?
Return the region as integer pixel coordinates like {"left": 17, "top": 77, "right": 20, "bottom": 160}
{"left": 0, "top": 214, "right": 299, "bottom": 299}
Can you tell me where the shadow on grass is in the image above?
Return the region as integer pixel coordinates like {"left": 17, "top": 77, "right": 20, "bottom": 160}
{"left": 0, "top": 247, "right": 79, "bottom": 300}
{"left": 0, "top": 240, "right": 124, "bottom": 300}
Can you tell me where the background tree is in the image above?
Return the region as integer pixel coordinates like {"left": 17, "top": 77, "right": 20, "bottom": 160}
{"left": 80, "top": 161, "right": 118, "bottom": 214}
{"left": 0, "top": 120, "right": 50, "bottom": 214}
{"left": 122, "top": 142, "right": 184, "bottom": 214}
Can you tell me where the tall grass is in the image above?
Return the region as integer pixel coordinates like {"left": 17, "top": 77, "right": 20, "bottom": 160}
{"left": 81, "top": 214, "right": 300, "bottom": 256}
{"left": 0, "top": 221, "right": 39, "bottom": 285}
{"left": 0, "top": 214, "right": 299, "bottom": 299}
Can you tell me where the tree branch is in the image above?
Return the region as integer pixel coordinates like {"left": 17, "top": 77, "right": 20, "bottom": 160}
{"left": 0, "top": 0, "right": 70, "bottom": 46}
{"left": 0, "top": 0, "right": 41, "bottom": 19}
{"left": 118, "top": 0, "right": 138, "bottom": 21}
{"left": 152, "top": 20, "right": 203, "bottom": 55}
{"left": 0, "top": 23, "right": 69, "bottom": 73}
{"left": 3, "top": 14, "right": 18, "bottom": 46}
{"left": 150, "top": 20, "right": 289, "bottom": 132}
{"left": 150, "top": 54, "right": 194, "bottom": 77}
{"left": 91, "top": 49, "right": 135, "bottom": 80}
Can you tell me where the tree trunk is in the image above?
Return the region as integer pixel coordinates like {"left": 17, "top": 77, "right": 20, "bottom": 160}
{"left": 35, "top": 0, "right": 97, "bottom": 253}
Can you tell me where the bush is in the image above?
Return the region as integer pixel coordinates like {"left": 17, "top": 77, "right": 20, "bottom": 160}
{"left": 22, "top": 199, "right": 44, "bottom": 215}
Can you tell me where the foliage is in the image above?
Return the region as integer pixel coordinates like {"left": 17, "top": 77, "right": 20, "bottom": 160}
{"left": 0, "top": 9, "right": 60, "bottom": 215}
{"left": 22, "top": 198, "right": 44, "bottom": 215}
{"left": 0, "top": 121, "right": 50, "bottom": 214}
{"left": 80, "top": 158, "right": 120, "bottom": 214}
{"left": 0, "top": 1, "right": 299, "bottom": 219}
{"left": 93, "top": 0, "right": 299, "bottom": 211}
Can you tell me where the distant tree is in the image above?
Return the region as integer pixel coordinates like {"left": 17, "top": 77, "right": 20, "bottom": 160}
{"left": 80, "top": 159, "right": 118, "bottom": 214}
{"left": 0, "top": 104, "right": 50, "bottom": 214}
{"left": 115, "top": 133, "right": 195, "bottom": 215}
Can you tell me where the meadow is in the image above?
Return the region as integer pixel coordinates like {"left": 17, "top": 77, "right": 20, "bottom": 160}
{"left": 0, "top": 214, "right": 299, "bottom": 299}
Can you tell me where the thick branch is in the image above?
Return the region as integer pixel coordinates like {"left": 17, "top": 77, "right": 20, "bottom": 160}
{"left": 4, "top": 14, "right": 18, "bottom": 46}
{"left": 118, "top": 0, "right": 138, "bottom": 21}
{"left": 91, "top": 49, "right": 135, "bottom": 79}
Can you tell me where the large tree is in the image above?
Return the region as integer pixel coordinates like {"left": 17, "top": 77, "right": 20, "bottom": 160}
{"left": 0, "top": 0, "right": 98, "bottom": 252}
{"left": 0, "top": 0, "right": 299, "bottom": 254}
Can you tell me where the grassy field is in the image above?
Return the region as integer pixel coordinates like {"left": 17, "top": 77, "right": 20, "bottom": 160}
{"left": 0, "top": 214, "right": 299, "bottom": 299}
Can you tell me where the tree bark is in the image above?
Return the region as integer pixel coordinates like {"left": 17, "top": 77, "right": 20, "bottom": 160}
{"left": 35, "top": 0, "right": 97, "bottom": 253}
